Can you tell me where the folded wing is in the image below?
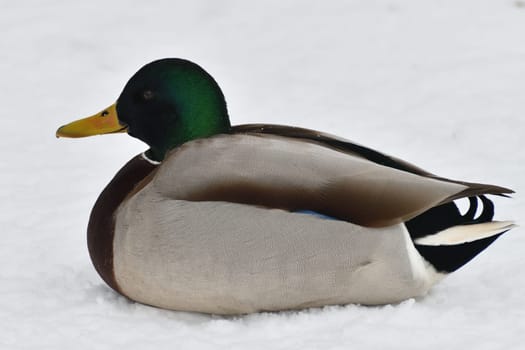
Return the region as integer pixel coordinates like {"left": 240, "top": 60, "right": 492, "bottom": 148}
{"left": 152, "top": 131, "right": 511, "bottom": 227}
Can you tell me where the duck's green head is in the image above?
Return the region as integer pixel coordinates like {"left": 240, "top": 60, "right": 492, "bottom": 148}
{"left": 56, "top": 58, "right": 231, "bottom": 161}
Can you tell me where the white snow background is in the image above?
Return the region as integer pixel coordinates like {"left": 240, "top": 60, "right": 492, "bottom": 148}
{"left": 2, "top": 1, "right": 524, "bottom": 349}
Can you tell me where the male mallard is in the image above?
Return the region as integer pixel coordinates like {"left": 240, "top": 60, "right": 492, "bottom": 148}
{"left": 57, "top": 58, "right": 514, "bottom": 314}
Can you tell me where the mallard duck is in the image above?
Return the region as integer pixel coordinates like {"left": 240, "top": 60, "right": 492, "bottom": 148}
{"left": 56, "top": 58, "right": 514, "bottom": 314}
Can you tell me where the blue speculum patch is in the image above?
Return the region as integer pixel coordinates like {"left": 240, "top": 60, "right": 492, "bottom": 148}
{"left": 294, "top": 210, "right": 337, "bottom": 220}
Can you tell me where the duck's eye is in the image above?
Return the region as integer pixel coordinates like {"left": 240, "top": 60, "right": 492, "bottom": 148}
{"left": 142, "top": 90, "right": 154, "bottom": 101}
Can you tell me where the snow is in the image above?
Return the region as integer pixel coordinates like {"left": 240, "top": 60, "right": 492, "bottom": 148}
{"left": 2, "top": 0, "right": 524, "bottom": 348}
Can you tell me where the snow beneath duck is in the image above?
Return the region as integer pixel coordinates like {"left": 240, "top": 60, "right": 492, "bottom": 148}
{"left": 2, "top": 1, "right": 524, "bottom": 349}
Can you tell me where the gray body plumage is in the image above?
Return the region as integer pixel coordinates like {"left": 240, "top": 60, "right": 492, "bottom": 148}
{"left": 111, "top": 134, "right": 458, "bottom": 314}
{"left": 115, "top": 198, "right": 443, "bottom": 314}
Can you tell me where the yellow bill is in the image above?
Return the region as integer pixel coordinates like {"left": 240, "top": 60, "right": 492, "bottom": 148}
{"left": 56, "top": 103, "right": 127, "bottom": 138}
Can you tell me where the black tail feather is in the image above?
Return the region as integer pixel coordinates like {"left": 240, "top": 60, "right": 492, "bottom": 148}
{"left": 406, "top": 196, "right": 495, "bottom": 240}
{"left": 407, "top": 195, "right": 506, "bottom": 273}
{"left": 463, "top": 196, "right": 478, "bottom": 221}
{"left": 414, "top": 232, "right": 507, "bottom": 273}
{"left": 476, "top": 195, "right": 495, "bottom": 222}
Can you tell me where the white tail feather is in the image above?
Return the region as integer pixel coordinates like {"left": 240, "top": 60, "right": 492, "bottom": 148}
{"left": 414, "top": 221, "right": 516, "bottom": 246}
